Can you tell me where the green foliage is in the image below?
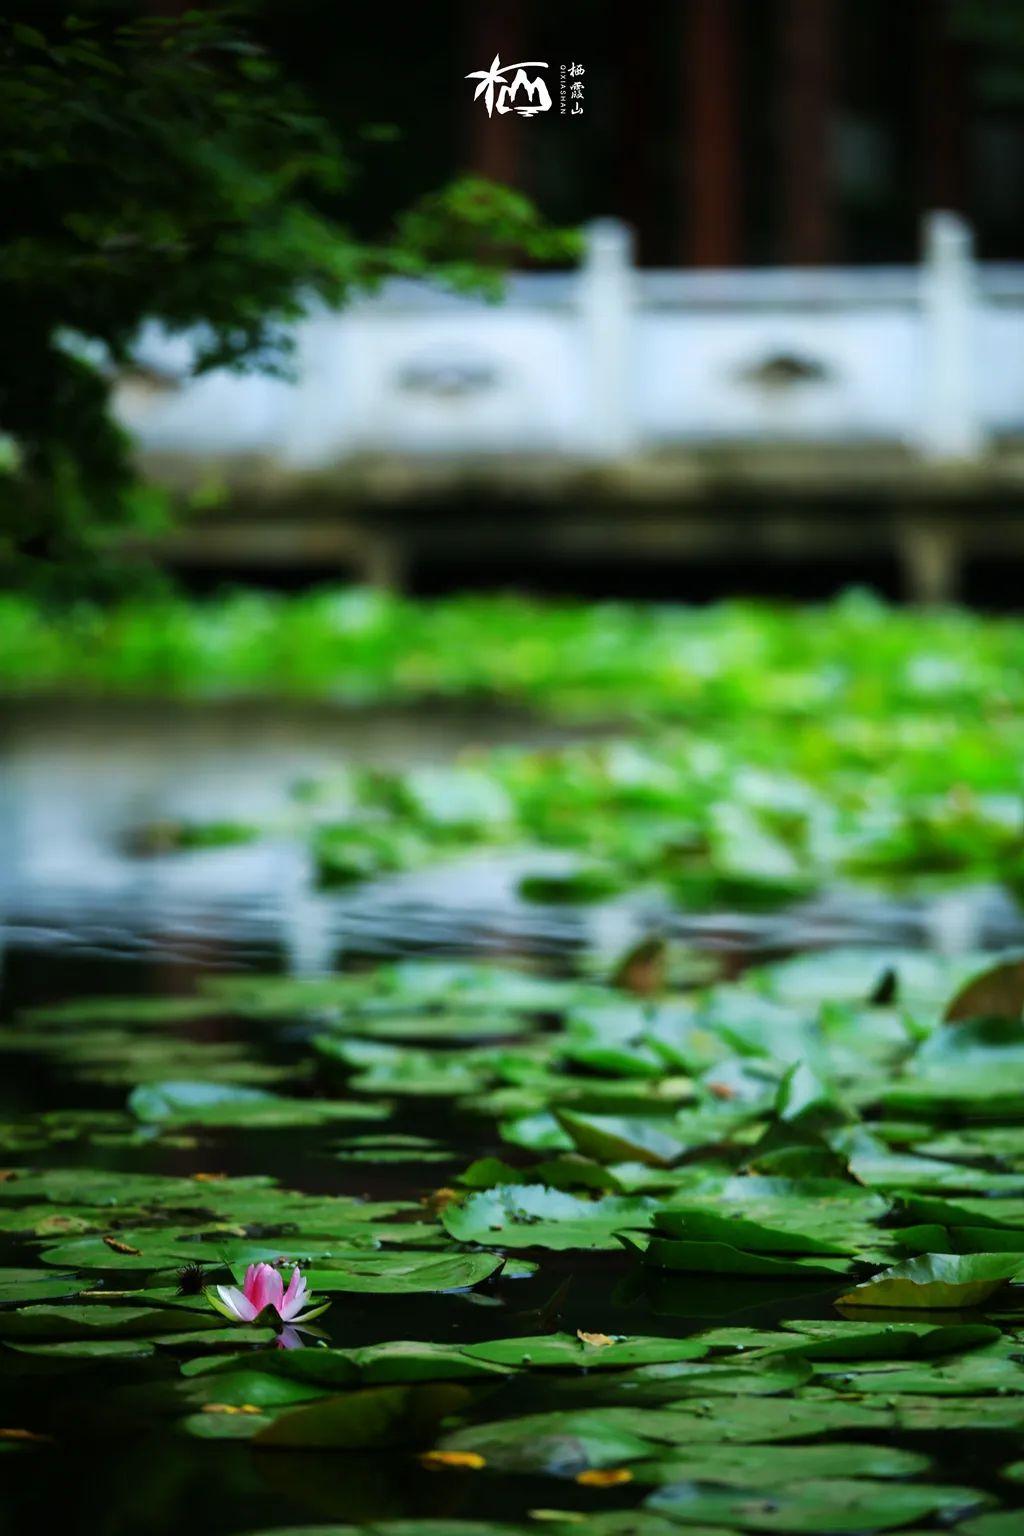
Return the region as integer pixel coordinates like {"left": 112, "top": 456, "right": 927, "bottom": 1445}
{"left": 4, "top": 950, "right": 1024, "bottom": 1527}
{"left": 953, "top": 1, "right": 1024, "bottom": 103}
{"left": 0, "top": 8, "right": 576, "bottom": 590}
{"left": 5, "top": 598, "right": 1024, "bottom": 1528}
{"left": 10, "top": 589, "right": 1024, "bottom": 901}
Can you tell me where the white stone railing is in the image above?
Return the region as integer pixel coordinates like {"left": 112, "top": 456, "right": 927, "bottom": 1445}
{"left": 117, "top": 213, "right": 1024, "bottom": 470}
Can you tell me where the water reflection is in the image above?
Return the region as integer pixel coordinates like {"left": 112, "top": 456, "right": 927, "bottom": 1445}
{"left": 2, "top": 700, "right": 1022, "bottom": 979}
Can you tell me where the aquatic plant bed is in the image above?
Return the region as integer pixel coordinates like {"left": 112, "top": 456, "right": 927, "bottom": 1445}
{"left": 3, "top": 945, "right": 1024, "bottom": 1535}
{"left": 19, "top": 591, "right": 1024, "bottom": 907}
{"left": 3, "top": 588, "right": 1024, "bottom": 721}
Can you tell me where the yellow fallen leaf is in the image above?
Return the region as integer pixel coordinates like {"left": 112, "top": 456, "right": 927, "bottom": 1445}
{"left": 0, "top": 1427, "right": 50, "bottom": 1443}
{"left": 576, "top": 1330, "right": 616, "bottom": 1348}
{"left": 192, "top": 1171, "right": 227, "bottom": 1182}
{"left": 575, "top": 1468, "right": 633, "bottom": 1488}
{"left": 422, "top": 1187, "right": 460, "bottom": 1214}
{"left": 202, "top": 1403, "right": 242, "bottom": 1415}
{"left": 419, "top": 1450, "right": 486, "bottom": 1470}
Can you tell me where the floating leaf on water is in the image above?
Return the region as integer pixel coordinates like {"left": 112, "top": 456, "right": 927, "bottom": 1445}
{"left": 556, "top": 1112, "right": 689, "bottom": 1169}
{"left": 303, "top": 1251, "right": 504, "bottom": 1294}
{"left": 650, "top": 1207, "right": 854, "bottom": 1257}
{"left": 646, "top": 1477, "right": 991, "bottom": 1532}
{"left": 632, "top": 1440, "right": 931, "bottom": 1487}
{"left": 253, "top": 1383, "right": 471, "bottom": 1449}
{"left": 838, "top": 1253, "right": 1024, "bottom": 1310}
{"left": 127, "top": 1080, "right": 386, "bottom": 1129}
{"left": 442, "top": 1185, "right": 658, "bottom": 1251}
{"left": 461, "top": 1334, "right": 709, "bottom": 1371}
{"left": 637, "top": 1235, "right": 850, "bottom": 1280}
{"left": 945, "top": 954, "right": 1024, "bottom": 1023}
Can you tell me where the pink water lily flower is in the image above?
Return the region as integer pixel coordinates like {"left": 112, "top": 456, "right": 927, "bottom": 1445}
{"left": 208, "top": 1262, "right": 328, "bottom": 1327}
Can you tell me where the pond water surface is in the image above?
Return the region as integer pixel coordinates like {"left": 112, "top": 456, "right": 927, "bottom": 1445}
{"left": 2, "top": 703, "right": 1023, "bottom": 1536}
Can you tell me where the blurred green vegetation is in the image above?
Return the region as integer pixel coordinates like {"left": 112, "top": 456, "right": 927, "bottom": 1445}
{"left": 8, "top": 586, "right": 1024, "bottom": 905}
{"left": 0, "top": 585, "right": 1020, "bottom": 718}
{"left": 0, "top": 6, "right": 575, "bottom": 594}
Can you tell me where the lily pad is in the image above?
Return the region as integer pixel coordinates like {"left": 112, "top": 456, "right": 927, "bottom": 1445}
{"left": 646, "top": 1477, "right": 989, "bottom": 1532}
{"left": 442, "top": 1185, "right": 656, "bottom": 1250}
{"left": 253, "top": 1383, "right": 471, "bottom": 1449}
{"left": 128, "top": 1080, "right": 385, "bottom": 1128}
{"left": 838, "top": 1253, "right": 1024, "bottom": 1310}
{"left": 633, "top": 1442, "right": 931, "bottom": 1486}
{"left": 637, "top": 1236, "right": 850, "bottom": 1280}
{"left": 304, "top": 1251, "right": 505, "bottom": 1293}
{"left": 461, "top": 1334, "right": 710, "bottom": 1370}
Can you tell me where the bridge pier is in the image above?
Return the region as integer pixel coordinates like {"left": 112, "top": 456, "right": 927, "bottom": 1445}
{"left": 898, "top": 519, "right": 962, "bottom": 605}
{"left": 360, "top": 535, "right": 406, "bottom": 592}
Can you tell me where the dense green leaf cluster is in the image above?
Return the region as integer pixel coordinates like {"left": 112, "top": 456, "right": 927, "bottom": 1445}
{"left": 9, "top": 591, "right": 1024, "bottom": 900}
{"left": 3, "top": 950, "right": 1024, "bottom": 1529}
{"left": 0, "top": 10, "right": 574, "bottom": 589}
{"left": 3, "top": 586, "right": 1021, "bottom": 710}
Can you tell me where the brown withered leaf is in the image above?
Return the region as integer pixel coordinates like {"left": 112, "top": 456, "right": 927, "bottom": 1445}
{"left": 945, "top": 956, "right": 1024, "bottom": 1023}
{"left": 611, "top": 937, "right": 667, "bottom": 997}
{"left": 102, "top": 1235, "right": 142, "bottom": 1255}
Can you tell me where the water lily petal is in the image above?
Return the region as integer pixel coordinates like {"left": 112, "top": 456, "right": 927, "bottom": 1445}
{"left": 245, "top": 1262, "right": 284, "bottom": 1316}
{"left": 288, "top": 1298, "right": 331, "bottom": 1325}
{"left": 279, "top": 1267, "right": 308, "bottom": 1321}
{"left": 215, "top": 1284, "right": 257, "bottom": 1323}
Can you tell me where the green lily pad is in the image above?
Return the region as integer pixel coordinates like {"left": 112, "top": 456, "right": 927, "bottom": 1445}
{"left": 960, "top": 1516, "right": 1024, "bottom": 1536}
{"left": 636, "top": 1236, "right": 850, "bottom": 1280}
{"left": 440, "top": 1396, "right": 894, "bottom": 1460}
{"left": 441, "top": 1185, "right": 656, "bottom": 1250}
{"left": 9, "top": 1338, "right": 158, "bottom": 1359}
{"left": 633, "top": 1441, "right": 931, "bottom": 1486}
{"left": 646, "top": 1477, "right": 989, "bottom": 1532}
{"left": 253, "top": 1383, "right": 471, "bottom": 1449}
{"left": 304, "top": 1251, "right": 504, "bottom": 1293}
{"left": 650, "top": 1208, "right": 854, "bottom": 1256}
{"left": 438, "top": 1409, "right": 656, "bottom": 1474}
{"left": 0, "top": 1269, "right": 82, "bottom": 1304}
{"left": 556, "top": 1112, "right": 690, "bottom": 1168}
{"left": 838, "top": 1253, "right": 1024, "bottom": 1310}
{"left": 461, "top": 1333, "right": 710, "bottom": 1370}
{"left": 778, "top": 1319, "right": 1000, "bottom": 1359}
{"left": 0, "top": 1304, "right": 219, "bottom": 1339}
{"left": 128, "top": 1080, "right": 385, "bottom": 1128}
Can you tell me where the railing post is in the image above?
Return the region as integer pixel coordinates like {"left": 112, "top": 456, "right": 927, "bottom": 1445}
{"left": 578, "top": 218, "right": 636, "bottom": 459}
{"left": 919, "top": 210, "right": 983, "bottom": 460}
